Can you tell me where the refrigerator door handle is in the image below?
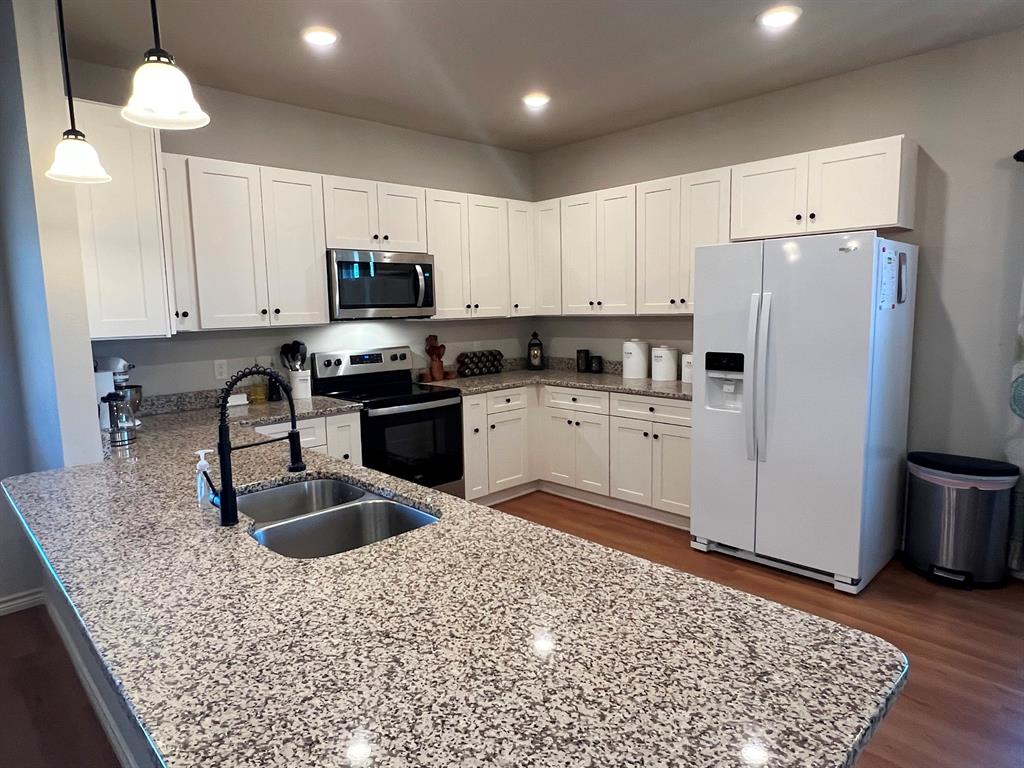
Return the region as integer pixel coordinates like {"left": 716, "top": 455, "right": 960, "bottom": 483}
{"left": 756, "top": 292, "right": 773, "bottom": 462}
{"left": 745, "top": 292, "right": 760, "bottom": 461}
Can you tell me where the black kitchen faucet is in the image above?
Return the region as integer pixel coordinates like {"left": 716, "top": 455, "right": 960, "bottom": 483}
{"left": 205, "top": 365, "right": 306, "bottom": 526}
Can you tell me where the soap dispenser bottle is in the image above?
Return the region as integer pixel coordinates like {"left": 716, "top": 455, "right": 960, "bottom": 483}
{"left": 195, "top": 450, "right": 213, "bottom": 510}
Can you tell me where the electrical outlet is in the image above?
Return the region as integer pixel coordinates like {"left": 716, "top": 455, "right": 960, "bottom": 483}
{"left": 255, "top": 355, "right": 274, "bottom": 370}
{"left": 214, "top": 359, "right": 229, "bottom": 381}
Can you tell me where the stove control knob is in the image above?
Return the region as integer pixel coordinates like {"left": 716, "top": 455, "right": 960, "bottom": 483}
{"left": 390, "top": 353, "right": 399, "bottom": 361}
{"left": 399, "top": 353, "right": 407, "bottom": 360}
{"left": 323, "top": 359, "right": 333, "bottom": 368}
{"left": 334, "top": 359, "right": 342, "bottom": 367}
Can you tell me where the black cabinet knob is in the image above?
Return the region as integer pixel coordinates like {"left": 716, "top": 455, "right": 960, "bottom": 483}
{"left": 669, "top": 299, "right": 676, "bottom": 305}
{"left": 490, "top": 424, "right": 496, "bottom": 430}
{"left": 566, "top": 419, "right": 572, "bottom": 425}
{"left": 473, "top": 427, "right": 480, "bottom": 434}
{"left": 513, "top": 303, "right": 519, "bottom": 309}
{"left": 261, "top": 308, "right": 268, "bottom": 315}
{"left": 182, "top": 310, "right": 189, "bottom": 318}
{"left": 574, "top": 421, "right": 580, "bottom": 426}
{"left": 653, "top": 434, "right": 660, "bottom": 440}
{"left": 643, "top": 431, "right": 649, "bottom": 437}
{"left": 383, "top": 234, "right": 389, "bottom": 240}
{"left": 174, "top": 310, "right": 180, "bottom": 318}
{"left": 505, "top": 397, "right": 511, "bottom": 403}
{"left": 274, "top": 308, "right": 281, "bottom": 315}
{"left": 373, "top": 234, "right": 380, "bottom": 240}
{"left": 571, "top": 397, "right": 577, "bottom": 402}
{"left": 473, "top": 304, "right": 479, "bottom": 309}
{"left": 809, "top": 213, "right": 816, "bottom": 220}
{"left": 465, "top": 304, "right": 472, "bottom": 309}
{"left": 589, "top": 301, "right": 595, "bottom": 306}
{"left": 648, "top": 406, "right": 655, "bottom": 413}
{"left": 343, "top": 453, "right": 350, "bottom": 460}
{"left": 679, "top": 298, "right": 686, "bottom": 304}
{"left": 597, "top": 300, "right": 603, "bottom": 306}
{"left": 795, "top": 214, "right": 803, "bottom": 222}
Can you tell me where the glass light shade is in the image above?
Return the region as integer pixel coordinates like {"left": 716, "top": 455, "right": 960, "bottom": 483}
{"left": 45, "top": 131, "right": 111, "bottom": 184}
{"left": 121, "top": 57, "right": 210, "bottom": 130}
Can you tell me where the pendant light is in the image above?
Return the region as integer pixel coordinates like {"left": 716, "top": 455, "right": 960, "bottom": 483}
{"left": 45, "top": 0, "right": 111, "bottom": 184}
{"left": 121, "top": 0, "right": 209, "bottom": 130}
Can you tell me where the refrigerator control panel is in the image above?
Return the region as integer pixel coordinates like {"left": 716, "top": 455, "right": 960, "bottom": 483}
{"left": 705, "top": 351, "right": 744, "bottom": 373}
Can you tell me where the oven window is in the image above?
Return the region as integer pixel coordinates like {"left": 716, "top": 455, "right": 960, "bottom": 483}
{"left": 361, "top": 404, "right": 462, "bottom": 488}
{"left": 337, "top": 261, "right": 433, "bottom": 308}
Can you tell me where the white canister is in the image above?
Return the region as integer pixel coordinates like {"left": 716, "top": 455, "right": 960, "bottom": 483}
{"left": 680, "top": 353, "right": 694, "bottom": 384}
{"left": 651, "top": 346, "right": 680, "bottom": 382}
{"left": 622, "top": 339, "right": 650, "bottom": 379}
{"left": 288, "top": 369, "right": 312, "bottom": 400}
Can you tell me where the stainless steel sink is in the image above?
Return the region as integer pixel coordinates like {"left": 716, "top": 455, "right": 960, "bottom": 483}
{"left": 250, "top": 498, "right": 438, "bottom": 559}
{"left": 236, "top": 479, "right": 366, "bottom": 524}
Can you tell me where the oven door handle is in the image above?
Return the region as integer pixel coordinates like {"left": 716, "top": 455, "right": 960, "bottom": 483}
{"left": 365, "top": 397, "right": 462, "bottom": 417}
{"left": 415, "top": 264, "right": 426, "bottom": 307}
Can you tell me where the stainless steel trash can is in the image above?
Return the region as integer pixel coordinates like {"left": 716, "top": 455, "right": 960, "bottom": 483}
{"left": 903, "top": 452, "right": 1019, "bottom": 587}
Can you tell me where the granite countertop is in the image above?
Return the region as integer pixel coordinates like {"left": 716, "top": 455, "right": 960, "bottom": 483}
{"left": 1, "top": 409, "right": 905, "bottom": 768}
{"left": 430, "top": 369, "right": 693, "bottom": 400}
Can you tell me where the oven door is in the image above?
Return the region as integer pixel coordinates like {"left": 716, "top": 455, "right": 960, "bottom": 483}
{"left": 329, "top": 249, "right": 435, "bottom": 319}
{"left": 361, "top": 397, "right": 463, "bottom": 490}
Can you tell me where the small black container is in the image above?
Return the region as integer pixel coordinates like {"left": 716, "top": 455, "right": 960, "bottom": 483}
{"left": 589, "top": 355, "right": 604, "bottom": 374}
{"left": 576, "top": 349, "right": 590, "bottom": 373}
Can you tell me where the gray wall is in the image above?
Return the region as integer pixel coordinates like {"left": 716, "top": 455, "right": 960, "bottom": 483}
{"left": 72, "top": 60, "right": 534, "bottom": 200}
{"left": 534, "top": 29, "right": 1024, "bottom": 459}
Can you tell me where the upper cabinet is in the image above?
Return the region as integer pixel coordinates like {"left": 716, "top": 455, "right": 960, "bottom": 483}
{"left": 507, "top": 200, "right": 534, "bottom": 315}
{"left": 561, "top": 187, "right": 635, "bottom": 315}
{"left": 323, "top": 176, "right": 426, "bottom": 251}
{"left": 75, "top": 100, "right": 170, "bottom": 339}
{"left": 679, "top": 167, "right": 730, "bottom": 314}
{"left": 636, "top": 176, "right": 680, "bottom": 315}
{"left": 534, "top": 199, "right": 562, "bottom": 315}
{"left": 426, "top": 189, "right": 471, "bottom": 318}
{"left": 467, "top": 194, "right": 510, "bottom": 318}
{"left": 160, "top": 153, "right": 199, "bottom": 331}
{"left": 260, "top": 167, "right": 328, "bottom": 326}
{"left": 560, "top": 193, "right": 597, "bottom": 314}
{"left": 730, "top": 135, "right": 916, "bottom": 240}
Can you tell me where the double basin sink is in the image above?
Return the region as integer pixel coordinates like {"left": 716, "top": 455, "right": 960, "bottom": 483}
{"left": 238, "top": 479, "right": 438, "bottom": 559}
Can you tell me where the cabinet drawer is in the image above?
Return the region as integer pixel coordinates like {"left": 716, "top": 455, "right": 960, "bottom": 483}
{"left": 542, "top": 386, "right": 609, "bottom": 414}
{"left": 487, "top": 387, "right": 528, "bottom": 414}
{"left": 610, "top": 393, "right": 691, "bottom": 427}
{"left": 254, "top": 416, "right": 327, "bottom": 448}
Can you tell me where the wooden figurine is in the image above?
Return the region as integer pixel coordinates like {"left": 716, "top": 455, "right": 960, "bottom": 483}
{"left": 425, "top": 334, "right": 446, "bottom": 382}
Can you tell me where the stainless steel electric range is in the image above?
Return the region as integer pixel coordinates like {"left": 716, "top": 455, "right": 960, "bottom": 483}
{"left": 311, "top": 346, "right": 464, "bottom": 496}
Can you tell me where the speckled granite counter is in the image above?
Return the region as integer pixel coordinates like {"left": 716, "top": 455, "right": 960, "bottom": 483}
{"left": 430, "top": 370, "right": 693, "bottom": 400}
{"left": 2, "top": 409, "right": 904, "bottom": 768}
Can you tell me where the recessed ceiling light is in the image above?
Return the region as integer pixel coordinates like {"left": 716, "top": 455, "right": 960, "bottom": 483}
{"left": 522, "top": 92, "right": 551, "bottom": 111}
{"left": 302, "top": 26, "right": 339, "bottom": 47}
{"left": 757, "top": 5, "right": 802, "bottom": 30}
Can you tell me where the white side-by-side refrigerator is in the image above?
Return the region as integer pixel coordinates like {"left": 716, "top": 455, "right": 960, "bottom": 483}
{"left": 691, "top": 231, "right": 918, "bottom": 594}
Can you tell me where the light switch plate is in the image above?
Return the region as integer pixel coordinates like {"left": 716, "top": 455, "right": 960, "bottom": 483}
{"left": 214, "top": 359, "right": 229, "bottom": 381}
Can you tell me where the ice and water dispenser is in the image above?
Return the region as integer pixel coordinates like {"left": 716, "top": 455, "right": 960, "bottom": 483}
{"left": 704, "top": 352, "right": 744, "bottom": 411}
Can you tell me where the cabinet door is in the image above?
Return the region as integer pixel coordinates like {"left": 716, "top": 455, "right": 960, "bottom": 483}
{"left": 467, "top": 194, "right": 510, "bottom": 318}
{"left": 74, "top": 100, "right": 169, "bottom": 339}
{"left": 426, "top": 189, "right": 471, "bottom": 318}
{"left": 595, "top": 185, "right": 636, "bottom": 314}
{"left": 377, "top": 182, "right": 427, "bottom": 251}
{"left": 542, "top": 407, "right": 576, "bottom": 486}
{"left": 534, "top": 199, "right": 562, "bottom": 315}
{"left": 160, "top": 153, "right": 199, "bottom": 331}
{"left": 260, "top": 167, "right": 328, "bottom": 326}
{"left": 806, "top": 136, "right": 906, "bottom": 233}
{"left": 188, "top": 157, "right": 270, "bottom": 328}
{"left": 574, "top": 413, "right": 609, "bottom": 495}
{"left": 462, "top": 395, "right": 489, "bottom": 500}
{"left": 322, "top": 175, "right": 379, "bottom": 248}
{"left": 487, "top": 410, "right": 528, "bottom": 493}
{"left": 652, "top": 423, "right": 691, "bottom": 517}
{"left": 609, "top": 417, "right": 653, "bottom": 505}
{"left": 560, "top": 193, "right": 597, "bottom": 314}
{"left": 325, "top": 413, "right": 362, "bottom": 464}
{"left": 730, "top": 153, "right": 808, "bottom": 240}
{"left": 680, "top": 167, "right": 730, "bottom": 314}
{"left": 636, "top": 177, "right": 681, "bottom": 315}
{"left": 507, "top": 200, "right": 535, "bottom": 315}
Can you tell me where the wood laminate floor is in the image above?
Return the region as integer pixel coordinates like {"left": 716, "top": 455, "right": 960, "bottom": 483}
{"left": 497, "top": 491, "right": 1024, "bottom": 768}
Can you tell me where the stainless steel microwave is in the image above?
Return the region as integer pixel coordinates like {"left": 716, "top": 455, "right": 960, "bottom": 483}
{"left": 327, "top": 249, "right": 435, "bottom": 320}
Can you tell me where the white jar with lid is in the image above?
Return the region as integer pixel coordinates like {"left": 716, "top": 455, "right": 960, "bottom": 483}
{"left": 651, "top": 346, "right": 679, "bottom": 382}
{"left": 622, "top": 339, "right": 650, "bottom": 379}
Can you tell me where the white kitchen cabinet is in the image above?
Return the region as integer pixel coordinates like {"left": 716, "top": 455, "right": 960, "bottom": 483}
{"left": 652, "top": 422, "right": 691, "bottom": 516}
{"left": 594, "top": 185, "right": 636, "bottom": 314}
{"left": 487, "top": 387, "right": 528, "bottom": 414}
{"left": 680, "top": 167, "right": 730, "bottom": 313}
{"left": 534, "top": 199, "right": 562, "bottom": 315}
{"left": 322, "top": 175, "right": 378, "bottom": 249}
{"left": 507, "top": 200, "right": 535, "bottom": 315}
{"left": 575, "top": 413, "right": 610, "bottom": 495}
{"left": 160, "top": 153, "right": 199, "bottom": 332}
{"left": 610, "top": 416, "right": 652, "bottom": 505}
{"left": 426, "top": 189, "right": 471, "bottom": 318}
{"left": 462, "top": 395, "right": 489, "bottom": 499}
{"left": 805, "top": 135, "right": 916, "bottom": 233}
{"left": 255, "top": 417, "right": 327, "bottom": 449}
{"left": 322, "top": 177, "right": 426, "bottom": 251}
{"left": 560, "top": 192, "right": 598, "bottom": 314}
{"left": 188, "top": 157, "right": 270, "bottom": 329}
{"left": 730, "top": 152, "right": 809, "bottom": 240}
{"left": 543, "top": 386, "right": 609, "bottom": 414}
{"left": 74, "top": 100, "right": 170, "bottom": 339}
{"left": 635, "top": 176, "right": 680, "bottom": 315}
{"left": 325, "top": 412, "right": 362, "bottom": 464}
{"left": 542, "top": 407, "right": 577, "bottom": 486}
{"left": 467, "top": 194, "right": 510, "bottom": 317}
{"left": 487, "top": 409, "right": 529, "bottom": 493}
{"left": 260, "top": 167, "right": 328, "bottom": 326}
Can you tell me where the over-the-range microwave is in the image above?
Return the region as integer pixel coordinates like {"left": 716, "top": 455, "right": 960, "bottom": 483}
{"left": 327, "top": 249, "right": 436, "bottom": 320}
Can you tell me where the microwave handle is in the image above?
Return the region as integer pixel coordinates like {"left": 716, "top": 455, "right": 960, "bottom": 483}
{"left": 329, "top": 252, "right": 342, "bottom": 319}
{"left": 415, "top": 264, "right": 426, "bottom": 307}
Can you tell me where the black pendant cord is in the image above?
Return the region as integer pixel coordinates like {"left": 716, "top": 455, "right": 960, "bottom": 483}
{"left": 54, "top": 0, "right": 76, "bottom": 132}
{"left": 150, "top": 0, "right": 161, "bottom": 49}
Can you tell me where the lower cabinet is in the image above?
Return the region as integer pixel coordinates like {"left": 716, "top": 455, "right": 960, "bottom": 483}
{"left": 542, "top": 407, "right": 609, "bottom": 495}
{"left": 256, "top": 413, "right": 362, "bottom": 463}
{"left": 462, "top": 395, "right": 490, "bottom": 499}
{"left": 610, "top": 415, "right": 691, "bottom": 515}
{"left": 651, "top": 422, "right": 691, "bottom": 516}
{"left": 487, "top": 410, "right": 529, "bottom": 493}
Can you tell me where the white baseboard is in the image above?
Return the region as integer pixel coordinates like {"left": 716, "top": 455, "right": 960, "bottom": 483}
{"left": 0, "top": 588, "right": 45, "bottom": 616}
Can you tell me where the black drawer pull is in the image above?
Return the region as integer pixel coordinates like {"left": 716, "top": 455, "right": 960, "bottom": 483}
{"left": 574, "top": 421, "right": 580, "bottom": 426}
{"left": 343, "top": 453, "right": 350, "bottom": 460}
{"left": 490, "top": 424, "right": 496, "bottom": 430}
{"left": 643, "top": 431, "right": 649, "bottom": 437}
{"left": 648, "top": 406, "right": 655, "bottom": 413}
{"left": 473, "top": 427, "right": 480, "bottom": 434}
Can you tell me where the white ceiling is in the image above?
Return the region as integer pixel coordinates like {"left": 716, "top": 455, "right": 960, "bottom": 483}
{"left": 65, "top": 0, "right": 1024, "bottom": 153}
